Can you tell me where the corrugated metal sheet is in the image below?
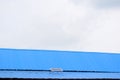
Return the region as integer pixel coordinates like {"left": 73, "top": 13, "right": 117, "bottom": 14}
{"left": 0, "top": 48, "right": 120, "bottom": 79}
{"left": 0, "top": 71, "right": 120, "bottom": 79}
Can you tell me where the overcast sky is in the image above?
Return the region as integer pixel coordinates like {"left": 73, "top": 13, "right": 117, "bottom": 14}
{"left": 0, "top": 0, "right": 120, "bottom": 53}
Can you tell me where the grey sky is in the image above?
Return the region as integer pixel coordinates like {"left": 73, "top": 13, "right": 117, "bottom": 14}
{"left": 93, "top": 0, "right": 120, "bottom": 8}
{"left": 0, "top": 0, "right": 120, "bottom": 53}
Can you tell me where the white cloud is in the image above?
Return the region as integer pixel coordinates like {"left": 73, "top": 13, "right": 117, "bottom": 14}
{"left": 79, "top": 9, "right": 120, "bottom": 53}
{"left": 0, "top": 0, "right": 120, "bottom": 53}
{"left": 0, "top": 0, "right": 86, "bottom": 50}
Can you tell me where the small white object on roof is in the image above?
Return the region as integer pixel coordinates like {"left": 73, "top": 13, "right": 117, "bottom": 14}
{"left": 50, "top": 68, "right": 63, "bottom": 72}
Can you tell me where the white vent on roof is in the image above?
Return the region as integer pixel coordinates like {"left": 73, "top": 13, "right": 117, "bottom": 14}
{"left": 50, "top": 68, "right": 63, "bottom": 72}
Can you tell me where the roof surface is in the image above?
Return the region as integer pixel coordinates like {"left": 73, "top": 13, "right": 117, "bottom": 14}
{"left": 0, "top": 48, "right": 120, "bottom": 79}
{"left": 0, "top": 71, "right": 120, "bottom": 79}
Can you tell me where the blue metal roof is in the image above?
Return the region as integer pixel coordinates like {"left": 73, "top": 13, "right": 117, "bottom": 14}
{"left": 0, "top": 71, "right": 120, "bottom": 79}
{"left": 0, "top": 48, "right": 120, "bottom": 79}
